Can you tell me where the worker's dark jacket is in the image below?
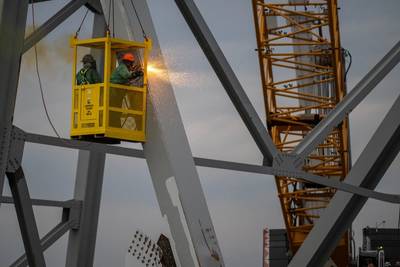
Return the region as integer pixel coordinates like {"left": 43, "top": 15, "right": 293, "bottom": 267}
{"left": 76, "top": 67, "right": 101, "bottom": 85}
{"left": 110, "top": 63, "right": 133, "bottom": 85}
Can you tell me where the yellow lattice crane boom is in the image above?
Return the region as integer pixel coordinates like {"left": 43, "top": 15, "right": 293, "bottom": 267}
{"left": 252, "top": 0, "right": 351, "bottom": 265}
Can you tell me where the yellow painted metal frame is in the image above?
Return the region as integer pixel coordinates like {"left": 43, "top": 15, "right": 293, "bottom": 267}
{"left": 252, "top": 1, "right": 350, "bottom": 266}
{"left": 70, "top": 32, "right": 152, "bottom": 142}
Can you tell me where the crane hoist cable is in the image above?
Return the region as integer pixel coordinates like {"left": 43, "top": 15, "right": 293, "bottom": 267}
{"left": 31, "top": 0, "right": 61, "bottom": 138}
{"left": 126, "top": 0, "right": 155, "bottom": 131}
{"left": 118, "top": 0, "right": 150, "bottom": 128}
{"left": 112, "top": 0, "right": 115, "bottom": 37}
{"left": 106, "top": 0, "right": 116, "bottom": 37}
{"left": 129, "top": 0, "right": 148, "bottom": 40}
{"left": 75, "top": 7, "right": 90, "bottom": 38}
{"left": 107, "top": 0, "right": 112, "bottom": 34}
{"left": 343, "top": 48, "right": 353, "bottom": 82}
{"left": 30, "top": 2, "right": 92, "bottom": 148}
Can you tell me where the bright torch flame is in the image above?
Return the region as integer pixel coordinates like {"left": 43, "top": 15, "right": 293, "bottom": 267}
{"left": 147, "top": 63, "right": 163, "bottom": 74}
{"left": 147, "top": 62, "right": 191, "bottom": 87}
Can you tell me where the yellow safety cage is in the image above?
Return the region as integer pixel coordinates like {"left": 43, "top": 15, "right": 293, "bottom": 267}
{"left": 70, "top": 32, "right": 152, "bottom": 143}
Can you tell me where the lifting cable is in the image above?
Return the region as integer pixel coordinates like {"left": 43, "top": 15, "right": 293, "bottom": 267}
{"left": 120, "top": 0, "right": 151, "bottom": 128}
{"left": 127, "top": 0, "right": 154, "bottom": 119}
{"left": 107, "top": 0, "right": 112, "bottom": 33}
{"left": 127, "top": 0, "right": 151, "bottom": 87}
{"left": 112, "top": 0, "right": 115, "bottom": 37}
{"left": 31, "top": 0, "right": 61, "bottom": 138}
{"left": 343, "top": 48, "right": 352, "bottom": 82}
{"left": 118, "top": 0, "right": 149, "bottom": 68}
{"left": 129, "top": 0, "right": 148, "bottom": 40}
{"left": 106, "top": 0, "right": 116, "bottom": 37}
{"left": 75, "top": 7, "right": 90, "bottom": 38}
{"left": 30, "top": 3, "right": 92, "bottom": 148}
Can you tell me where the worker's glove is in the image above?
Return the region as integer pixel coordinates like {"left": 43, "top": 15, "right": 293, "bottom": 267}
{"left": 132, "top": 70, "right": 144, "bottom": 79}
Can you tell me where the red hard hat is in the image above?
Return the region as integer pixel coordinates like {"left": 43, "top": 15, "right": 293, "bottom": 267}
{"left": 122, "top": 53, "right": 135, "bottom": 62}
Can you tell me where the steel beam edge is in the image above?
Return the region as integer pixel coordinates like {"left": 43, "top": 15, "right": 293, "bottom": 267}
{"left": 11, "top": 221, "right": 71, "bottom": 267}
{"left": 116, "top": 0, "right": 226, "bottom": 265}
{"left": 11, "top": 205, "right": 80, "bottom": 267}
{"left": 27, "top": 0, "right": 101, "bottom": 13}
{"left": 21, "top": 128, "right": 400, "bottom": 203}
{"left": 289, "top": 93, "right": 400, "bottom": 267}
{"left": 29, "top": 0, "right": 55, "bottom": 3}
{"left": 174, "top": 0, "right": 279, "bottom": 165}
{"left": 6, "top": 167, "right": 46, "bottom": 267}
{"left": 23, "top": 0, "right": 88, "bottom": 54}
{"left": 293, "top": 40, "right": 400, "bottom": 162}
{"left": 0, "top": 196, "right": 80, "bottom": 208}
{"left": 0, "top": 0, "right": 29, "bottom": 205}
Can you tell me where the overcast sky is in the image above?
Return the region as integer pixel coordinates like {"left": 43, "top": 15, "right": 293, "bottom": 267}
{"left": 1, "top": 0, "right": 400, "bottom": 266}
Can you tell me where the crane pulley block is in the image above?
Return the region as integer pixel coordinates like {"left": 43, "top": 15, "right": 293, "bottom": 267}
{"left": 70, "top": 33, "right": 152, "bottom": 143}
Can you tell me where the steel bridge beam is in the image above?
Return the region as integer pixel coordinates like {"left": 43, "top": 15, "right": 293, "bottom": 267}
{"left": 7, "top": 167, "right": 46, "bottom": 267}
{"left": 289, "top": 93, "right": 400, "bottom": 267}
{"left": 113, "top": 0, "right": 225, "bottom": 265}
{"left": 1, "top": 196, "right": 78, "bottom": 208}
{"left": 30, "top": 0, "right": 55, "bottom": 3}
{"left": 65, "top": 150, "right": 105, "bottom": 267}
{"left": 174, "top": 0, "right": 279, "bottom": 165}
{"left": 0, "top": 0, "right": 29, "bottom": 203}
{"left": 11, "top": 204, "right": 80, "bottom": 267}
{"left": 293, "top": 40, "right": 400, "bottom": 161}
{"left": 11, "top": 221, "right": 70, "bottom": 267}
{"left": 65, "top": 9, "right": 106, "bottom": 267}
{"left": 27, "top": 0, "right": 102, "bottom": 14}
{"left": 23, "top": 0, "right": 88, "bottom": 54}
{"left": 20, "top": 129, "right": 400, "bottom": 204}
{"left": 5, "top": 127, "right": 46, "bottom": 267}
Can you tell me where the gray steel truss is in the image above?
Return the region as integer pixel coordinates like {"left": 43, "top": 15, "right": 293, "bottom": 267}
{"left": 5, "top": 128, "right": 45, "bottom": 266}
{"left": 0, "top": 187, "right": 81, "bottom": 267}
{"left": 174, "top": 0, "right": 279, "bottom": 165}
{"left": 1, "top": 0, "right": 400, "bottom": 266}
{"left": 9, "top": 200, "right": 81, "bottom": 267}
{"left": 289, "top": 93, "right": 400, "bottom": 267}
{"left": 3, "top": 115, "right": 399, "bottom": 266}
{"left": 3, "top": 113, "right": 400, "bottom": 265}
{"left": 0, "top": 1, "right": 104, "bottom": 266}
{"left": 0, "top": 0, "right": 99, "bottom": 198}
{"left": 20, "top": 129, "right": 400, "bottom": 205}
{"left": 6, "top": 167, "right": 46, "bottom": 267}
{"left": 0, "top": 0, "right": 29, "bottom": 204}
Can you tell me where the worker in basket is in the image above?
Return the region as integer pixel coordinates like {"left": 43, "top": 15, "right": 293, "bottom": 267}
{"left": 76, "top": 54, "right": 101, "bottom": 85}
{"left": 110, "top": 52, "right": 144, "bottom": 85}
{"left": 110, "top": 52, "right": 144, "bottom": 131}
